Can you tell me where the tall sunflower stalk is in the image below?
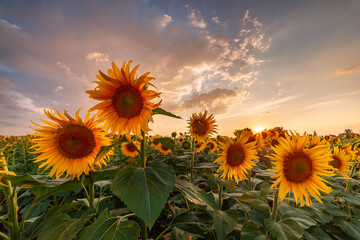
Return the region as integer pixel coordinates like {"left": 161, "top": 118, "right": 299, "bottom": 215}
{"left": 0, "top": 145, "right": 19, "bottom": 240}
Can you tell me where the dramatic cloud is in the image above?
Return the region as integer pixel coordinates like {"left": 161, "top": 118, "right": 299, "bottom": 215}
{"left": 188, "top": 8, "right": 207, "bottom": 28}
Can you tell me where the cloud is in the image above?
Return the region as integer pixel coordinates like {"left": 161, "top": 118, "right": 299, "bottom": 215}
{"left": 85, "top": 51, "right": 109, "bottom": 63}
{"left": 160, "top": 14, "right": 172, "bottom": 28}
{"left": 212, "top": 16, "right": 226, "bottom": 27}
{"left": 336, "top": 64, "right": 360, "bottom": 75}
{"left": 0, "top": 18, "right": 20, "bottom": 30}
{"left": 218, "top": 95, "right": 301, "bottom": 120}
{"left": 0, "top": 76, "right": 15, "bottom": 91}
{"left": 54, "top": 85, "right": 64, "bottom": 93}
{"left": 188, "top": 8, "right": 206, "bottom": 29}
{"left": 301, "top": 100, "right": 343, "bottom": 110}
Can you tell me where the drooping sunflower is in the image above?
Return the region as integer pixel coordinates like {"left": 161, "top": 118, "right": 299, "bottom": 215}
{"left": 268, "top": 133, "right": 334, "bottom": 207}
{"left": 149, "top": 135, "right": 162, "bottom": 149}
{"left": 188, "top": 110, "right": 217, "bottom": 142}
{"left": 121, "top": 141, "right": 140, "bottom": 157}
{"left": 214, "top": 131, "right": 258, "bottom": 183}
{"left": 86, "top": 61, "right": 161, "bottom": 140}
{"left": 330, "top": 147, "right": 352, "bottom": 178}
{"left": 31, "top": 108, "right": 112, "bottom": 179}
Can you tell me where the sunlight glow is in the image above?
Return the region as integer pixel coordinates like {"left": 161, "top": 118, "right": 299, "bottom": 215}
{"left": 254, "top": 126, "right": 265, "bottom": 133}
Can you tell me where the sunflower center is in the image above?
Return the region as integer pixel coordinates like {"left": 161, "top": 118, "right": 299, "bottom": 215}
{"left": 227, "top": 144, "right": 245, "bottom": 166}
{"left": 112, "top": 85, "right": 143, "bottom": 119}
{"left": 56, "top": 125, "right": 96, "bottom": 159}
{"left": 126, "top": 143, "right": 137, "bottom": 152}
{"left": 193, "top": 120, "right": 207, "bottom": 135}
{"left": 284, "top": 152, "right": 312, "bottom": 183}
{"left": 330, "top": 156, "right": 341, "bottom": 169}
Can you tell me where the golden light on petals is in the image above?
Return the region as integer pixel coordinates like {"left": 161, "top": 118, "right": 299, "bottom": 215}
{"left": 330, "top": 147, "right": 352, "bottom": 178}
{"left": 158, "top": 144, "right": 171, "bottom": 155}
{"left": 188, "top": 110, "right": 217, "bottom": 142}
{"left": 121, "top": 141, "right": 140, "bottom": 157}
{"left": 85, "top": 61, "right": 161, "bottom": 140}
{"left": 31, "top": 108, "right": 112, "bottom": 179}
{"left": 268, "top": 133, "right": 334, "bottom": 207}
{"left": 214, "top": 131, "right": 258, "bottom": 183}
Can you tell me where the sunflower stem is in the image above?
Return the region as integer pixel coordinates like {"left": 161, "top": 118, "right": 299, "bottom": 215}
{"left": 140, "top": 130, "right": 146, "bottom": 168}
{"left": 346, "top": 163, "right": 356, "bottom": 192}
{"left": 218, "top": 184, "right": 223, "bottom": 210}
{"left": 0, "top": 153, "right": 19, "bottom": 240}
{"left": 89, "top": 181, "right": 95, "bottom": 209}
{"left": 247, "top": 169, "right": 252, "bottom": 191}
{"left": 141, "top": 219, "right": 148, "bottom": 240}
{"left": 190, "top": 138, "right": 195, "bottom": 183}
{"left": 271, "top": 190, "right": 279, "bottom": 220}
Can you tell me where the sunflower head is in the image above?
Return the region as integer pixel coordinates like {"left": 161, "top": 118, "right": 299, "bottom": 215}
{"left": 158, "top": 144, "right": 172, "bottom": 155}
{"left": 121, "top": 141, "right": 140, "bottom": 157}
{"left": 348, "top": 133, "right": 357, "bottom": 140}
{"left": 268, "top": 133, "right": 334, "bottom": 206}
{"left": 308, "top": 135, "right": 327, "bottom": 149}
{"left": 182, "top": 140, "right": 192, "bottom": 150}
{"left": 214, "top": 131, "right": 258, "bottom": 183}
{"left": 333, "top": 137, "right": 341, "bottom": 145}
{"left": 324, "top": 135, "right": 332, "bottom": 142}
{"left": 195, "top": 143, "right": 205, "bottom": 153}
{"left": 86, "top": 61, "right": 161, "bottom": 141}
{"left": 31, "top": 108, "right": 112, "bottom": 179}
{"left": 178, "top": 137, "right": 185, "bottom": 143}
{"left": 330, "top": 147, "right": 352, "bottom": 178}
{"left": 188, "top": 110, "right": 217, "bottom": 142}
{"left": 206, "top": 141, "right": 217, "bottom": 153}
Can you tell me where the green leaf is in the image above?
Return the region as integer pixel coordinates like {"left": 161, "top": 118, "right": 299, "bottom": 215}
{"left": 94, "top": 140, "right": 125, "bottom": 165}
{"left": 321, "top": 202, "right": 349, "bottom": 217}
{"left": 238, "top": 191, "right": 269, "bottom": 211}
{"left": 21, "top": 203, "right": 78, "bottom": 239}
{"left": 153, "top": 137, "right": 175, "bottom": 151}
{"left": 333, "top": 217, "right": 360, "bottom": 239}
{"left": 30, "top": 167, "right": 119, "bottom": 201}
{"left": 111, "top": 161, "right": 175, "bottom": 229}
{"left": 172, "top": 227, "right": 193, "bottom": 240}
{"left": 303, "top": 227, "right": 332, "bottom": 240}
{"left": 152, "top": 107, "right": 182, "bottom": 119}
{"left": 78, "top": 209, "right": 140, "bottom": 240}
{"left": 175, "top": 178, "right": 217, "bottom": 210}
{"left": 3, "top": 173, "right": 45, "bottom": 186}
{"left": 38, "top": 208, "right": 95, "bottom": 240}
{"left": 340, "top": 192, "right": 360, "bottom": 205}
{"left": 259, "top": 182, "right": 270, "bottom": 201}
{"left": 240, "top": 221, "right": 265, "bottom": 240}
{"left": 211, "top": 209, "right": 239, "bottom": 240}
{"left": 279, "top": 203, "right": 316, "bottom": 230}
{"left": 265, "top": 218, "right": 303, "bottom": 240}
{"left": 172, "top": 211, "right": 213, "bottom": 237}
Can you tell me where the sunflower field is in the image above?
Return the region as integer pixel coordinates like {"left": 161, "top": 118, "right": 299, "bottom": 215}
{"left": 1, "top": 61, "right": 360, "bottom": 240}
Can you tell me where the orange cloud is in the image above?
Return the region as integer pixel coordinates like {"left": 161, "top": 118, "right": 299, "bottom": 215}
{"left": 336, "top": 65, "right": 360, "bottom": 75}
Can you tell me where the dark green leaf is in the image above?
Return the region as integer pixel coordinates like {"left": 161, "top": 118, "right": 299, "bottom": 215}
{"left": 240, "top": 221, "right": 264, "bottom": 240}
{"left": 152, "top": 107, "right": 182, "bottom": 119}
{"left": 78, "top": 209, "right": 140, "bottom": 240}
{"left": 153, "top": 137, "right": 175, "bottom": 151}
{"left": 38, "top": 208, "right": 95, "bottom": 240}
{"left": 212, "top": 209, "right": 239, "bottom": 240}
{"left": 175, "top": 178, "right": 216, "bottom": 210}
{"left": 303, "top": 227, "right": 332, "bottom": 240}
{"left": 172, "top": 211, "right": 213, "bottom": 237}
{"left": 333, "top": 217, "right": 360, "bottom": 239}
{"left": 3, "top": 173, "right": 45, "bottom": 186}
{"left": 111, "top": 161, "right": 175, "bottom": 229}
{"left": 265, "top": 218, "right": 303, "bottom": 240}
{"left": 238, "top": 191, "right": 269, "bottom": 211}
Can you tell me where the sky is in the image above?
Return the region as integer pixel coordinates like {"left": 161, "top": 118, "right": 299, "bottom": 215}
{"left": 0, "top": 0, "right": 359, "bottom": 137}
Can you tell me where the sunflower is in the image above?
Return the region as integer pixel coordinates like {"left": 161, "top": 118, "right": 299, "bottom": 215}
{"left": 246, "top": 133, "right": 264, "bottom": 152}
{"left": 178, "top": 137, "right": 185, "bottom": 143}
{"left": 268, "top": 133, "right": 334, "bottom": 206}
{"left": 149, "top": 135, "right": 162, "bottom": 149}
{"left": 182, "top": 140, "right": 192, "bottom": 150}
{"left": 308, "top": 135, "right": 327, "bottom": 149}
{"left": 214, "top": 131, "right": 258, "bottom": 183}
{"left": 330, "top": 147, "right": 352, "bottom": 178}
{"left": 31, "top": 108, "right": 112, "bottom": 179}
{"left": 333, "top": 137, "right": 341, "bottom": 144}
{"left": 260, "top": 131, "right": 270, "bottom": 141}
{"left": 121, "top": 141, "right": 140, "bottom": 157}
{"left": 348, "top": 133, "right": 357, "bottom": 140}
{"left": 206, "top": 141, "right": 217, "bottom": 153}
{"left": 195, "top": 143, "right": 205, "bottom": 153}
{"left": 86, "top": 61, "right": 161, "bottom": 140}
{"left": 188, "top": 110, "right": 217, "bottom": 142}
{"left": 324, "top": 135, "right": 332, "bottom": 142}
{"left": 158, "top": 144, "right": 171, "bottom": 155}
